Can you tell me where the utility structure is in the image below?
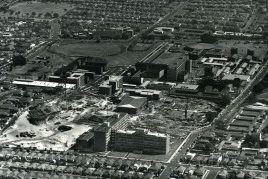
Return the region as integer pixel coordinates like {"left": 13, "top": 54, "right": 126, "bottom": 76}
{"left": 60, "top": 72, "right": 69, "bottom": 98}
{"left": 185, "top": 98, "right": 189, "bottom": 120}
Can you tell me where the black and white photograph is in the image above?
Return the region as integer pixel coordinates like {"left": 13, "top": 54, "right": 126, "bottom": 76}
{"left": 0, "top": 0, "right": 268, "bottom": 178}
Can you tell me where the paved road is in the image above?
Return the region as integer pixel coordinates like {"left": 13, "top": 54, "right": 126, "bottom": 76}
{"left": 205, "top": 170, "right": 219, "bottom": 179}
{"left": 160, "top": 126, "right": 212, "bottom": 179}
{"left": 159, "top": 52, "right": 268, "bottom": 179}
{"left": 126, "top": 0, "right": 189, "bottom": 48}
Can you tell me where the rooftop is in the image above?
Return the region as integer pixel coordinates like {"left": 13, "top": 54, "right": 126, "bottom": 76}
{"left": 151, "top": 52, "right": 186, "bottom": 66}
{"left": 109, "top": 76, "right": 123, "bottom": 81}
{"left": 222, "top": 74, "right": 251, "bottom": 81}
{"left": 77, "top": 131, "right": 94, "bottom": 141}
{"left": 117, "top": 129, "right": 167, "bottom": 138}
{"left": 118, "top": 96, "right": 147, "bottom": 109}
{"left": 175, "top": 84, "right": 199, "bottom": 90}
{"left": 149, "top": 81, "right": 177, "bottom": 86}
{"left": 70, "top": 73, "right": 84, "bottom": 78}
{"left": 13, "top": 79, "right": 76, "bottom": 89}
{"left": 125, "top": 88, "right": 161, "bottom": 95}
{"left": 230, "top": 120, "right": 252, "bottom": 127}
{"left": 240, "top": 110, "right": 260, "bottom": 117}
{"left": 235, "top": 116, "right": 255, "bottom": 122}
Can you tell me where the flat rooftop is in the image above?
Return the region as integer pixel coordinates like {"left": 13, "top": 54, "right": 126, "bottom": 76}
{"left": 109, "top": 76, "right": 122, "bottom": 81}
{"left": 175, "top": 84, "right": 199, "bottom": 90}
{"left": 125, "top": 88, "right": 161, "bottom": 95}
{"left": 222, "top": 74, "right": 251, "bottom": 81}
{"left": 149, "top": 81, "right": 177, "bottom": 86}
{"left": 117, "top": 129, "right": 167, "bottom": 138}
{"left": 13, "top": 79, "right": 76, "bottom": 89}
{"left": 151, "top": 52, "right": 186, "bottom": 66}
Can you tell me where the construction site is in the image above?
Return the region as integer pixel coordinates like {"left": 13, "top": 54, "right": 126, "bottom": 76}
{"left": 0, "top": 94, "right": 115, "bottom": 151}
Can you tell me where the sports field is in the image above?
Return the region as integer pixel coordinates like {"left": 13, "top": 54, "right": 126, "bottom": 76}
{"left": 46, "top": 41, "right": 160, "bottom": 66}
{"left": 53, "top": 42, "right": 124, "bottom": 57}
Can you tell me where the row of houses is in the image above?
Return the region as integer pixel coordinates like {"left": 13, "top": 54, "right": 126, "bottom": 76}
{"left": 0, "top": 147, "right": 164, "bottom": 178}
{"left": 59, "top": 0, "right": 171, "bottom": 39}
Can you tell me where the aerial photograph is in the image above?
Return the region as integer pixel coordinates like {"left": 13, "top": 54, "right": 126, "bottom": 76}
{"left": 0, "top": 0, "right": 268, "bottom": 178}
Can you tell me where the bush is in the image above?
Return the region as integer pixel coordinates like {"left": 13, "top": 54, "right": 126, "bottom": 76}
{"left": 12, "top": 55, "right": 26, "bottom": 66}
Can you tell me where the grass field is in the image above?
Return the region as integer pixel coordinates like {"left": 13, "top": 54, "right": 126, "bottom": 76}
{"left": 9, "top": 1, "right": 73, "bottom": 17}
{"left": 53, "top": 42, "right": 123, "bottom": 57}
{"left": 47, "top": 41, "right": 160, "bottom": 66}
{"left": 10, "top": 41, "right": 158, "bottom": 77}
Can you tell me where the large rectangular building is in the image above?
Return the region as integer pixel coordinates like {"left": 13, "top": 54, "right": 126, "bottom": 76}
{"left": 135, "top": 49, "right": 187, "bottom": 82}
{"left": 12, "top": 79, "right": 76, "bottom": 91}
{"left": 99, "top": 76, "right": 123, "bottom": 95}
{"left": 113, "top": 129, "right": 170, "bottom": 154}
{"left": 124, "top": 88, "right": 162, "bottom": 100}
{"left": 94, "top": 114, "right": 129, "bottom": 152}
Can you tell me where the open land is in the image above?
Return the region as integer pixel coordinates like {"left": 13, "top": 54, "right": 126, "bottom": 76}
{"left": 6, "top": 1, "right": 73, "bottom": 18}
{"left": 0, "top": 95, "right": 114, "bottom": 151}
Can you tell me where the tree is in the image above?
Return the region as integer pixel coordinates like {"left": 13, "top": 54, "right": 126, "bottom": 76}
{"left": 205, "top": 111, "right": 217, "bottom": 122}
{"left": 44, "top": 12, "right": 52, "bottom": 18}
{"left": 200, "top": 33, "right": 217, "bottom": 43}
{"left": 9, "top": 9, "right": 14, "bottom": 15}
{"left": 53, "top": 13, "right": 59, "bottom": 18}
{"left": 214, "top": 120, "right": 226, "bottom": 130}
{"left": 219, "top": 94, "right": 231, "bottom": 107}
{"left": 233, "top": 78, "right": 241, "bottom": 88}
{"left": 31, "top": 11, "right": 36, "bottom": 16}
{"left": 12, "top": 55, "right": 26, "bottom": 66}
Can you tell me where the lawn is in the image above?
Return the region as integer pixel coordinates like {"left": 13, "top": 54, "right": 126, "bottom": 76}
{"left": 48, "top": 41, "right": 160, "bottom": 66}
{"left": 53, "top": 42, "right": 124, "bottom": 57}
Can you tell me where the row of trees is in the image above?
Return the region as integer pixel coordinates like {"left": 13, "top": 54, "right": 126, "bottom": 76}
{"left": 3, "top": 9, "right": 59, "bottom": 18}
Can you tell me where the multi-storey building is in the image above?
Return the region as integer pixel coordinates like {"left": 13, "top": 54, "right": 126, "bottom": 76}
{"left": 113, "top": 129, "right": 170, "bottom": 154}
{"left": 99, "top": 76, "right": 123, "bottom": 95}
{"left": 93, "top": 114, "right": 128, "bottom": 152}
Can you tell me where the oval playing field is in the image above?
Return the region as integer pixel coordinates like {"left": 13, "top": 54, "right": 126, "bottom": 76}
{"left": 53, "top": 42, "right": 123, "bottom": 57}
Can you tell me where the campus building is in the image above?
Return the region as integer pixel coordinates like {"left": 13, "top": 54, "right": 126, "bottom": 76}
{"left": 171, "top": 84, "right": 199, "bottom": 95}
{"left": 124, "top": 88, "right": 162, "bottom": 100}
{"left": 12, "top": 79, "right": 76, "bottom": 92}
{"left": 99, "top": 76, "right": 123, "bottom": 96}
{"left": 115, "top": 96, "right": 147, "bottom": 114}
{"left": 147, "top": 81, "right": 177, "bottom": 91}
{"left": 113, "top": 129, "right": 170, "bottom": 154}
{"left": 135, "top": 48, "right": 187, "bottom": 82}
{"left": 94, "top": 114, "right": 129, "bottom": 152}
{"left": 48, "top": 70, "right": 96, "bottom": 88}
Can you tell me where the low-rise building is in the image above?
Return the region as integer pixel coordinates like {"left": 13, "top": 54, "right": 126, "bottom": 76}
{"left": 147, "top": 81, "right": 176, "bottom": 91}
{"left": 115, "top": 96, "right": 147, "bottom": 114}
{"left": 12, "top": 79, "right": 76, "bottom": 91}
{"left": 172, "top": 84, "right": 199, "bottom": 94}
{"left": 124, "top": 88, "right": 162, "bottom": 100}
{"left": 222, "top": 74, "right": 251, "bottom": 82}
